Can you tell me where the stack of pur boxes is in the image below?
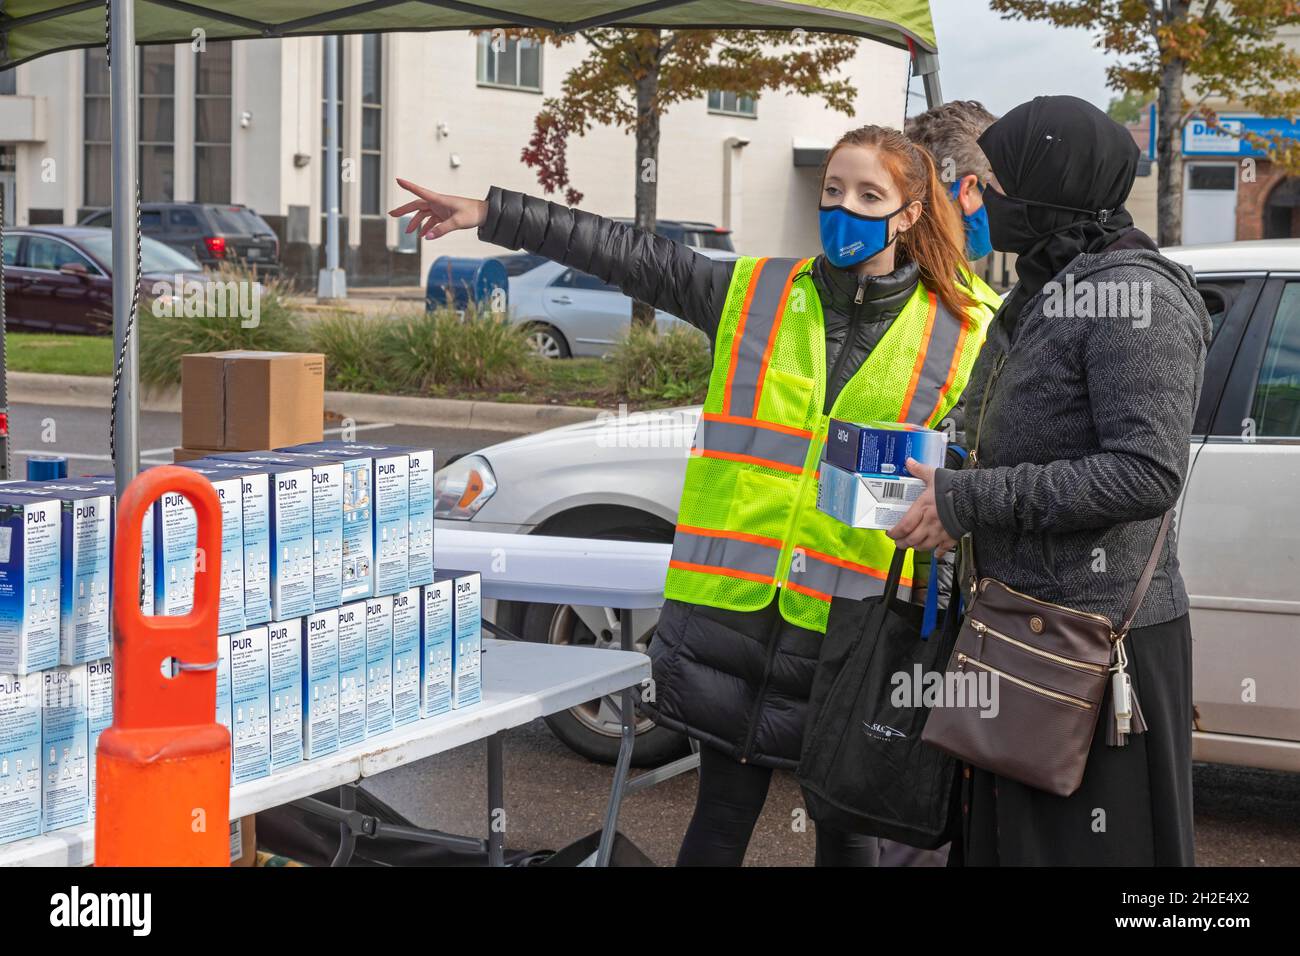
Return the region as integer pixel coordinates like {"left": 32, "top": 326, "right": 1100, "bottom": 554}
{"left": 0, "top": 441, "right": 483, "bottom": 846}
{"left": 816, "top": 420, "right": 949, "bottom": 530}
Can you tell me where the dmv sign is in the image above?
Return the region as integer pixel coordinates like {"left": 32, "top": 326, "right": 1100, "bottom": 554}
{"left": 1183, "top": 115, "right": 1300, "bottom": 157}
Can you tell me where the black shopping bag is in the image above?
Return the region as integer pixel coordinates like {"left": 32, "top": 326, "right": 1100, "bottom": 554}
{"left": 796, "top": 548, "right": 962, "bottom": 849}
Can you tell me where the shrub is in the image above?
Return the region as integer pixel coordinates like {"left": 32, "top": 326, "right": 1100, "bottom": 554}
{"left": 136, "top": 265, "right": 304, "bottom": 388}
{"left": 608, "top": 324, "right": 711, "bottom": 404}
{"left": 307, "top": 310, "right": 397, "bottom": 394}
{"left": 380, "top": 304, "right": 531, "bottom": 393}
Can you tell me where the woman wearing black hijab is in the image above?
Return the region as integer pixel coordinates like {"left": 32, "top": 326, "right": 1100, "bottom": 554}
{"left": 890, "top": 95, "right": 1211, "bottom": 865}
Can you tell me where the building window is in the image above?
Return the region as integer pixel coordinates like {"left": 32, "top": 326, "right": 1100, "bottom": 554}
{"left": 708, "top": 90, "right": 757, "bottom": 117}
{"left": 476, "top": 34, "right": 541, "bottom": 91}
{"left": 0, "top": 70, "right": 15, "bottom": 95}
{"left": 360, "top": 34, "right": 383, "bottom": 216}
{"left": 84, "top": 49, "right": 112, "bottom": 207}
{"left": 321, "top": 38, "right": 345, "bottom": 212}
{"left": 195, "top": 41, "right": 232, "bottom": 203}
{"left": 139, "top": 46, "right": 176, "bottom": 201}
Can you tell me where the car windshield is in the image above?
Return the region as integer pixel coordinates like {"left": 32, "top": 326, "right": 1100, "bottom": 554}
{"left": 208, "top": 206, "right": 274, "bottom": 236}
{"left": 498, "top": 254, "right": 548, "bottom": 277}
{"left": 79, "top": 233, "right": 202, "bottom": 274}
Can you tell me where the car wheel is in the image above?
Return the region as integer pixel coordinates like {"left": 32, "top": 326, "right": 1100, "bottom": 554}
{"left": 524, "top": 323, "right": 570, "bottom": 359}
{"left": 496, "top": 510, "right": 688, "bottom": 767}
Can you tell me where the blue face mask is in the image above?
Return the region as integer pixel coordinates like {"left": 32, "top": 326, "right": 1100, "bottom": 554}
{"left": 818, "top": 202, "right": 907, "bottom": 269}
{"left": 949, "top": 180, "right": 992, "bottom": 261}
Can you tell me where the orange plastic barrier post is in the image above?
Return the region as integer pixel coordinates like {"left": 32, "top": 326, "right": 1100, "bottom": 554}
{"left": 95, "top": 466, "right": 231, "bottom": 866}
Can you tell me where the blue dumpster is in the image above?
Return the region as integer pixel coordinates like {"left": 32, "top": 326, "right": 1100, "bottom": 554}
{"left": 425, "top": 256, "right": 509, "bottom": 313}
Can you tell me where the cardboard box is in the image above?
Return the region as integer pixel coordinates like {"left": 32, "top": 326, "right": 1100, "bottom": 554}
{"left": 419, "top": 581, "right": 453, "bottom": 719}
{"left": 336, "top": 601, "right": 367, "bottom": 747}
{"left": 817, "top": 460, "right": 925, "bottom": 530}
{"left": 181, "top": 351, "right": 325, "bottom": 451}
{"left": 0, "top": 671, "right": 42, "bottom": 844}
{"left": 230, "top": 816, "right": 257, "bottom": 867}
{"left": 267, "top": 619, "right": 303, "bottom": 772}
{"left": 41, "top": 664, "right": 89, "bottom": 833}
{"left": 85, "top": 658, "right": 112, "bottom": 819}
{"left": 0, "top": 492, "right": 62, "bottom": 674}
{"left": 364, "top": 595, "right": 393, "bottom": 737}
{"left": 825, "top": 419, "right": 948, "bottom": 477}
{"left": 229, "top": 627, "right": 271, "bottom": 784}
{"left": 301, "top": 608, "right": 339, "bottom": 759}
{"left": 390, "top": 588, "right": 421, "bottom": 727}
{"left": 172, "top": 447, "right": 213, "bottom": 463}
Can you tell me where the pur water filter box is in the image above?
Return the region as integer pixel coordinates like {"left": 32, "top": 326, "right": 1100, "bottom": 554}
{"left": 0, "top": 492, "right": 61, "bottom": 674}
{"left": 441, "top": 569, "right": 482, "bottom": 710}
{"left": 365, "top": 595, "right": 393, "bottom": 737}
{"left": 216, "top": 632, "right": 232, "bottom": 736}
{"left": 420, "top": 581, "right": 453, "bottom": 719}
{"left": 165, "top": 465, "right": 245, "bottom": 635}
{"left": 0, "top": 672, "right": 42, "bottom": 845}
{"left": 212, "top": 452, "right": 344, "bottom": 612}
{"left": 267, "top": 619, "right": 303, "bottom": 772}
{"left": 85, "top": 657, "right": 112, "bottom": 819}
{"left": 817, "top": 460, "right": 925, "bottom": 530}
{"left": 229, "top": 626, "right": 271, "bottom": 784}
{"left": 825, "top": 419, "right": 948, "bottom": 477}
{"left": 187, "top": 462, "right": 272, "bottom": 626}
{"left": 84, "top": 477, "right": 153, "bottom": 613}
{"left": 153, "top": 488, "right": 198, "bottom": 618}
{"left": 336, "top": 601, "right": 367, "bottom": 747}
{"left": 276, "top": 447, "right": 373, "bottom": 602}
{"left": 3, "top": 483, "right": 111, "bottom": 665}
{"left": 390, "top": 587, "right": 421, "bottom": 727}
{"left": 301, "top": 608, "right": 339, "bottom": 759}
{"left": 287, "top": 442, "right": 435, "bottom": 595}
{"left": 41, "top": 664, "right": 88, "bottom": 833}
{"left": 202, "top": 460, "right": 314, "bottom": 620}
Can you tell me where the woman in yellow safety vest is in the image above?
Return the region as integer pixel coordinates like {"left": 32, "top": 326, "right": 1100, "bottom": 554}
{"left": 393, "top": 124, "right": 996, "bottom": 866}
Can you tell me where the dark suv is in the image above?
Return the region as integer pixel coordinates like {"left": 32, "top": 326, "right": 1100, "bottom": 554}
{"left": 612, "top": 218, "right": 735, "bottom": 251}
{"left": 79, "top": 202, "right": 281, "bottom": 274}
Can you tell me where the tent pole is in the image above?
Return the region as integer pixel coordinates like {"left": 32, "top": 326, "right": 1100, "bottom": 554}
{"left": 318, "top": 34, "right": 346, "bottom": 299}
{"left": 110, "top": 0, "right": 140, "bottom": 494}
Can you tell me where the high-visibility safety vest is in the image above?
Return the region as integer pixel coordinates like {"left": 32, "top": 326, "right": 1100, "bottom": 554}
{"left": 663, "top": 256, "right": 996, "bottom": 633}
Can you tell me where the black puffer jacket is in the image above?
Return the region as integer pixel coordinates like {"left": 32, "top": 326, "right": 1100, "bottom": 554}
{"left": 479, "top": 186, "right": 956, "bottom": 769}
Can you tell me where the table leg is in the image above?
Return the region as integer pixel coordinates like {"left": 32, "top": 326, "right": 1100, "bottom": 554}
{"left": 487, "top": 731, "right": 505, "bottom": 867}
{"left": 331, "top": 785, "right": 358, "bottom": 867}
{"left": 595, "top": 685, "right": 636, "bottom": 867}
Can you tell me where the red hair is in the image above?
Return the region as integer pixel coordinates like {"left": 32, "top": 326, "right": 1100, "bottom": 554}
{"left": 822, "top": 125, "right": 977, "bottom": 319}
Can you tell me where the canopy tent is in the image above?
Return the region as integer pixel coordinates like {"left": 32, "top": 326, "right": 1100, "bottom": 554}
{"left": 0, "top": 0, "right": 941, "bottom": 490}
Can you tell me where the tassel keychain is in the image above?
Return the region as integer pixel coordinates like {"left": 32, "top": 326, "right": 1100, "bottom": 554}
{"left": 1106, "top": 634, "right": 1147, "bottom": 747}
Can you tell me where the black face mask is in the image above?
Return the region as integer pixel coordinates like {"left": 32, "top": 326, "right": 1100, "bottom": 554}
{"left": 984, "top": 187, "right": 1118, "bottom": 255}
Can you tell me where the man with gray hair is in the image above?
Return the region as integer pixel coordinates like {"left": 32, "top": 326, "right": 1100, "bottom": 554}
{"left": 906, "top": 100, "right": 999, "bottom": 264}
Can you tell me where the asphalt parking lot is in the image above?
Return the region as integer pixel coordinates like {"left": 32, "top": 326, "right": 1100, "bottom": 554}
{"left": 11, "top": 400, "right": 1299, "bottom": 867}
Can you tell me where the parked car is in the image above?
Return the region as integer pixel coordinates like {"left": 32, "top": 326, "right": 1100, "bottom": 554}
{"left": 79, "top": 202, "right": 281, "bottom": 275}
{"left": 509, "top": 248, "right": 738, "bottom": 358}
{"left": 436, "top": 238, "right": 1300, "bottom": 771}
{"left": 1, "top": 226, "right": 206, "bottom": 333}
{"left": 612, "top": 217, "right": 735, "bottom": 252}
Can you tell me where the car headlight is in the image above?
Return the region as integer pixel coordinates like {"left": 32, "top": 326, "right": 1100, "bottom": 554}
{"left": 435, "top": 454, "right": 497, "bottom": 520}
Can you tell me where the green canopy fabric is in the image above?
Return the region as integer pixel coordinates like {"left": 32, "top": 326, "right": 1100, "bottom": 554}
{"left": 0, "top": 0, "right": 937, "bottom": 71}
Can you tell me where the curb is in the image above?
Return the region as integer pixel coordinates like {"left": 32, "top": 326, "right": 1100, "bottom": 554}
{"left": 6, "top": 371, "right": 603, "bottom": 434}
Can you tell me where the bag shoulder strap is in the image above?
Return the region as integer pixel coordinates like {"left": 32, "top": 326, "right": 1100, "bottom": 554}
{"left": 1116, "top": 510, "right": 1173, "bottom": 639}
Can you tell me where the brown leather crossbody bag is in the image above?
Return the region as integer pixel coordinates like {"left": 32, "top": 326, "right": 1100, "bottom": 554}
{"left": 920, "top": 352, "right": 1171, "bottom": 797}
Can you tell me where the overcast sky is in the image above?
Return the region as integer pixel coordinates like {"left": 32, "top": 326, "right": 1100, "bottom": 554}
{"left": 908, "top": 0, "right": 1114, "bottom": 118}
